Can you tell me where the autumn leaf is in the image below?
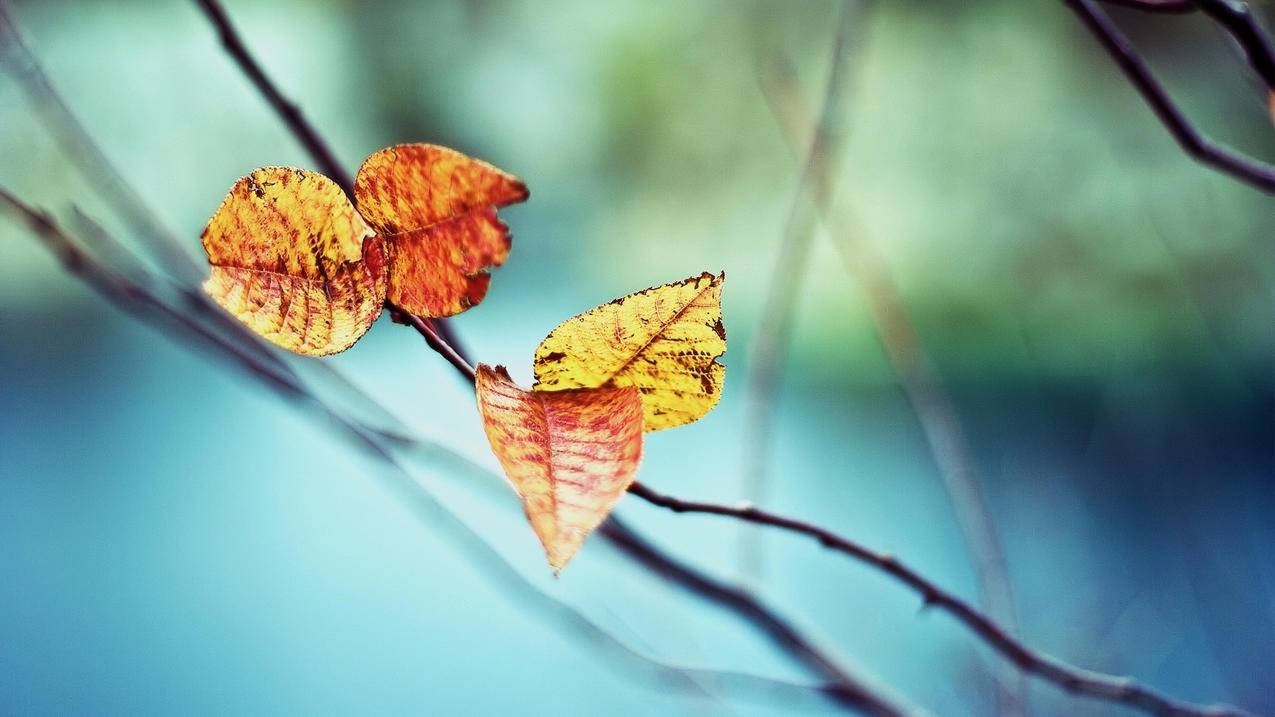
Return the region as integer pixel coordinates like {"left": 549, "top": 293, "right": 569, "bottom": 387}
{"left": 201, "top": 167, "right": 387, "bottom": 356}
{"left": 354, "top": 143, "right": 528, "bottom": 318}
{"left": 532, "top": 272, "right": 726, "bottom": 432}
{"left": 475, "top": 364, "right": 643, "bottom": 572}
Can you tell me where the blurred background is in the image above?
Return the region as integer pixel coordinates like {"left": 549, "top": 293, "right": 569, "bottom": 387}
{"left": 1, "top": 0, "right": 1272, "bottom": 714}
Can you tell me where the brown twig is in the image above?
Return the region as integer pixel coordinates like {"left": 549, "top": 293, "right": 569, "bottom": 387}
{"left": 12, "top": 3, "right": 1259, "bottom": 714}
{"left": 177, "top": 4, "right": 1260, "bottom": 715}
{"left": 192, "top": 0, "right": 353, "bottom": 194}
{"left": 625, "top": 482, "right": 1260, "bottom": 717}
{"left": 389, "top": 307, "right": 478, "bottom": 383}
{"left": 599, "top": 517, "right": 914, "bottom": 717}
{"left": 0, "top": 188, "right": 915, "bottom": 717}
{"left": 0, "top": 5, "right": 908, "bottom": 704}
{"left": 1063, "top": 0, "right": 1275, "bottom": 194}
{"left": 1193, "top": 0, "right": 1275, "bottom": 91}
{"left": 1101, "top": 0, "right": 1196, "bottom": 12}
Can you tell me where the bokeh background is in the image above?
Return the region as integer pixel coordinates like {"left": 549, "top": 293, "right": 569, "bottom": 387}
{"left": 2, "top": 0, "right": 1272, "bottom": 715}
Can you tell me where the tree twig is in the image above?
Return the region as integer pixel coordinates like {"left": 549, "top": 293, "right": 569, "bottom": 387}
{"left": 1194, "top": 0, "right": 1275, "bottom": 90}
{"left": 177, "top": 4, "right": 1258, "bottom": 714}
{"left": 1100, "top": 0, "right": 1196, "bottom": 13}
{"left": 1101, "top": 0, "right": 1275, "bottom": 90}
{"left": 1063, "top": 0, "right": 1275, "bottom": 193}
{"left": 191, "top": 0, "right": 353, "bottom": 193}
{"left": 0, "top": 6, "right": 908, "bottom": 703}
{"left": 625, "top": 482, "right": 1260, "bottom": 717}
{"left": 0, "top": 188, "right": 916, "bottom": 717}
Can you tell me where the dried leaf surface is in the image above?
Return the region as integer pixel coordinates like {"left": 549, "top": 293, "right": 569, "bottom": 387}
{"left": 353, "top": 144, "right": 528, "bottom": 317}
{"left": 533, "top": 272, "right": 726, "bottom": 431}
{"left": 475, "top": 364, "right": 643, "bottom": 571}
{"left": 201, "top": 167, "right": 387, "bottom": 356}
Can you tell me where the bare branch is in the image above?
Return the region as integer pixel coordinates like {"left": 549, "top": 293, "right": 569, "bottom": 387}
{"left": 0, "top": 188, "right": 915, "bottom": 717}
{"left": 1101, "top": 0, "right": 1196, "bottom": 13}
{"left": 191, "top": 0, "right": 353, "bottom": 193}
{"left": 1064, "top": 0, "right": 1275, "bottom": 193}
{"left": 1194, "top": 0, "right": 1275, "bottom": 90}
{"left": 0, "top": 7, "right": 910, "bottom": 701}
{"left": 625, "top": 482, "right": 1260, "bottom": 717}
{"left": 1101, "top": 0, "right": 1275, "bottom": 90}
{"left": 0, "top": 0, "right": 200, "bottom": 282}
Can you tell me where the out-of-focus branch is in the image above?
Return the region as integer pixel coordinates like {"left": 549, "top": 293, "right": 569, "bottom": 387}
{"left": 626, "top": 483, "right": 1260, "bottom": 717}
{"left": 0, "top": 188, "right": 914, "bottom": 717}
{"left": 740, "top": 0, "right": 862, "bottom": 582}
{"left": 0, "top": 0, "right": 200, "bottom": 282}
{"left": 189, "top": 0, "right": 470, "bottom": 361}
{"left": 1063, "top": 0, "right": 1275, "bottom": 194}
{"left": 756, "top": 52, "right": 1027, "bottom": 717}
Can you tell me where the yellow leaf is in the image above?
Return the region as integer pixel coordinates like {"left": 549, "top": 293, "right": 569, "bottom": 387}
{"left": 532, "top": 272, "right": 726, "bottom": 431}
{"left": 475, "top": 364, "right": 644, "bottom": 572}
{"left": 353, "top": 143, "right": 528, "bottom": 317}
{"left": 201, "top": 167, "right": 387, "bottom": 356}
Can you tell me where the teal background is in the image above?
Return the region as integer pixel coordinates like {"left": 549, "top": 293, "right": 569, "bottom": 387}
{"left": 1, "top": 1, "right": 1272, "bottom": 714}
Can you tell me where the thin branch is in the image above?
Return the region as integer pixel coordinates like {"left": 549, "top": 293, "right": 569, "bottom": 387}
{"left": 625, "top": 482, "right": 1260, "bottom": 717}
{"left": 1063, "top": 0, "right": 1275, "bottom": 193}
{"left": 0, "top": 0, "right": 200, "bottom": 282}
{"left": 389, "top": 307, "right": 477, "bottom": 383}
{"left": 1100, "top": 0, "right": 1196, "bottom": 13}
{"left": 0, "top": 9, "right": 905, "bottom": 703}
{"left": 10, "top": 179, "right": 1256, "bottom": 717}
{"left": 599, "top": 518, "right": 917, "bottom": 717}
{"left": 0, "top": 189, "right": 915, "bottom": 717}
{"left": 740, "top": 0, "right": 861, "bottom": 581}
{"left": 191, "top": 0, "right": 352, "bottom": 193}
{"left": 756, "top": 52, "right": 1029, "bottom": 717}
{"left": 170, "top": 4, "right": 1255, "bottom": 713}
{"left": 10, "top": 4, "right": 1257, "bottom": 715}
{"left": 0, "top": 188, "right": 304, "bottom": 398}
{"left": 1101, "top": 0, "right": 1275, "bottom": 90}
{"left": 189, "top": 0, "right": 470, "bottom": 361}
{"left": 1194, "top": 0, "right": 1275, "bottom": 90}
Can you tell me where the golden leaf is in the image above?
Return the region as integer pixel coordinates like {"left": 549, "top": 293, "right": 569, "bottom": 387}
{"left": 201, "top": 167, "right": 387, "bottom": 356}
{"left": 353, "top": 143, "right": 528, "bottom": 317}
{"left": 532, "top": 272, "right": 726, "bottom": 432}
{"left": 475, "top": 364, "right": 644, "bottom": 572}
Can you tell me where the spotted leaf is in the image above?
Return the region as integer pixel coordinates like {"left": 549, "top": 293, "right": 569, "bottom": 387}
{"left": 533, "top": 272, "right": 726, "bottom": 431}
{"left": 354, "top": 143, "right": 527, "bottom": 318}
{"left": 201, "top": 167, "right": 387, "bottom": 356}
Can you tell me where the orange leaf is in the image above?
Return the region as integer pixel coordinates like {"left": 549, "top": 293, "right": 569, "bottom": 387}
{"left": 475, "top": 364, "right": 643, "bottom": 572}
{"left": 201, "top": 167, "right": 387, "bottom": 356}
{"left": 354, "top": 144, "right": 528, "bottom": 317}
{"left": 533, "top": 272, "right": 726, "bottom": 431}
